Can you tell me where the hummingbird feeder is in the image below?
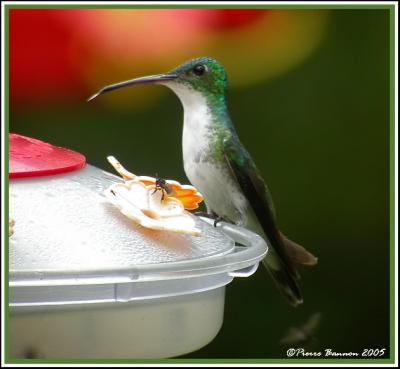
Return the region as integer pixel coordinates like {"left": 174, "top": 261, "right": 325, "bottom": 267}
{"left": 8, "top": 133, "right": 267, "bottom": 359}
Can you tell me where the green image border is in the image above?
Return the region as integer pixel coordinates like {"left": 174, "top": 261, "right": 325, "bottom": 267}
{"left": 2, "top": 1, "right": 396, "bottom": 365}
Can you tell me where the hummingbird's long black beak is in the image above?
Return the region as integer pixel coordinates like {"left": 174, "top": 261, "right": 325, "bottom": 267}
{"left": 87, "top": 73, "right": 177, "bottom": 102}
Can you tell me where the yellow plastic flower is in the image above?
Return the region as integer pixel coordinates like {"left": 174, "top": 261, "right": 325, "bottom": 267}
{"left": 138, "top": 177, "right": 203, "bottom": 210}
{"left": 104, "top": 156, "right": 202, "bottom": 236}
{"left": 107, "top": 156, "right": 203, "bottom": 210}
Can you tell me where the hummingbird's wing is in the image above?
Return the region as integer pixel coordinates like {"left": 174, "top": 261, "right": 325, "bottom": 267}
{"left": 223, "top": 134, "right": 305, "bottom": 305}
{"left": 223, "top": 135, "right": 297, "bottom": 272}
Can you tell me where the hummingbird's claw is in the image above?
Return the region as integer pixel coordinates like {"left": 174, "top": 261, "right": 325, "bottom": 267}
{"left": 213, "top": 217, "right": 224, "bottom": 227}
{"left": 193, "top": 212, "right": 225, "bottom": 227}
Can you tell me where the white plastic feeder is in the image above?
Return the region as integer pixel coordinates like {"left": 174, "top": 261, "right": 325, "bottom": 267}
{"left": 8, "top": 133, "right": 268, "bottom": 359}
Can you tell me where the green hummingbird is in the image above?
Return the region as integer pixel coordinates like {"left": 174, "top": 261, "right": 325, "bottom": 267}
{"left": 89, "top": 57, "right": 318, "bottom": 306}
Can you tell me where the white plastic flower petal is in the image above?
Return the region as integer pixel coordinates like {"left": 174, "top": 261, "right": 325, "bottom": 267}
{"left": 107, "top": 155, "right": 137, "bottom": 181}
{"left": 104, "top": 180, "right": 201, "bottom": 236}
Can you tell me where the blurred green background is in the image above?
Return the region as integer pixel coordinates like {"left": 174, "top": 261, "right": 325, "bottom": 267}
{"left": 9, "top": 8, "right": 391, "bottom": 359}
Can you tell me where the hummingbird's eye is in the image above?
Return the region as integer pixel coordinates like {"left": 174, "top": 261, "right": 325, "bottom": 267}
{"left": 192, "top": 64, "right": 207, "bottom": 76}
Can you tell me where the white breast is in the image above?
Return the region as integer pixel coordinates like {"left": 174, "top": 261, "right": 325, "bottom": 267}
{"left": 162, "top": 82, "right": 211, "bottom": 163}
{"left": 162, "top": 82, "right": 249, "bottom": 224}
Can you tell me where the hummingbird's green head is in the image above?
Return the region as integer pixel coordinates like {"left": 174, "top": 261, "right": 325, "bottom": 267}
{"left": 167, "top": 57, "right": 228, "bottom": 97}
{"left": 87, "top": 57, "right": 228, "bottom": 102}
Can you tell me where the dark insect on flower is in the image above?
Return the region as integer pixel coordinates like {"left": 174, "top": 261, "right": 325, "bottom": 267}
{"left": 152, "top": 177, "right": 174, "bottom": 201}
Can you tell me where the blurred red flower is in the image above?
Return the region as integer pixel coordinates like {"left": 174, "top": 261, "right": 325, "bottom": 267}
{"left": 9, "top": 10, "right": 86, "bottom": 104}
{"left": 8, "top": 9, "right": 268, "bottom": 106}
{"left": 8, "top": 8, "right": 328, "bottom": 108}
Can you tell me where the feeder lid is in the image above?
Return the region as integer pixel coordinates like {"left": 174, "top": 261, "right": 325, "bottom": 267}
{"left": 9, "top": 135, "right": 268, "bottom": 307}
{"left": 9, "top": 133, "right": 86, "bottom": 178}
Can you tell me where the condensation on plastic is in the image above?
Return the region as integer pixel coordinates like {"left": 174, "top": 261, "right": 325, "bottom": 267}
{"left": 9, "top": 165, "right": 268, "bottom": 306}
{"left": 10, "top": 165, "right": 233, "bottom": 270}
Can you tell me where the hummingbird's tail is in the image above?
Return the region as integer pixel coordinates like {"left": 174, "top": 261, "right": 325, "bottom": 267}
{"left": 262, "top": 249, "right": 303, "bottom": 307}
{"left": 261, "top": 233, "right": 317, "bottom": 306}
{"left": 279, "top": 232, "right": 318, "bottom": 266}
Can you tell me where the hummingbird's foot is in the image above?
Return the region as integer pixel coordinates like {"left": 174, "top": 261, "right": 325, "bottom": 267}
{"left": 213, "top": 217, "right": 224, "bottom": 227}
{"left": 194, "top": 211, "right": 225, "bottom": 227}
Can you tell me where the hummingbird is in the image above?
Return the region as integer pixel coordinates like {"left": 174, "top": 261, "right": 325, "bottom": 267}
{"left": 89, "top": 57, "right": 318, "bottom": 306}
